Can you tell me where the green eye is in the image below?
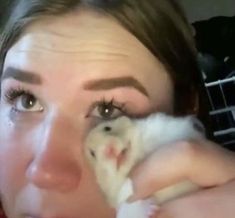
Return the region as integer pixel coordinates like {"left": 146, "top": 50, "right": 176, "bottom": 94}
{"left": 89, "top": 99, "right": 125, "bottom": 120}
{"left": 15, "top": 93, "right": 43, "bottom": 112}
{"left": 4, "top": 88, "right": 44, "bottom": 113}
{"left": 98, "top": 102, "right": 119, "bottom": 119}
{"left": 18, "top": 94, "right": 35, "bottom": 109}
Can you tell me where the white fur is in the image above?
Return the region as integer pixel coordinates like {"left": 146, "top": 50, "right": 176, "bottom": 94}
{"left": 85, "top": 113, "right": 204, "bottom": 209}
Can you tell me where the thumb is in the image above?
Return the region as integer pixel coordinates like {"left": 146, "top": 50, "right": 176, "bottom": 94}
{"left": 128, "top": 140, "right": 235, "bottom": 202}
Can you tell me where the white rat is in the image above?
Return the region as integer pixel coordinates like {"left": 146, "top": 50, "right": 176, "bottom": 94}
{"left": 85, "top": 113, "right": 205, "bottom": 217}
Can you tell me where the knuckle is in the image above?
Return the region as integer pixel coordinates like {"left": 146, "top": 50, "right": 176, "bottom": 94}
{"left": 177, "top": 140, "right": 203, "bottom": 160}
{"left": 158, "top": 197, "right": 199, "bottom": 218}
{"left": 157, "top": 208, "right": 174, "bottom": 218}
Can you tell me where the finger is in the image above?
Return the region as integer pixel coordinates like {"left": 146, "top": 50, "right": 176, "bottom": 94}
{"left": 129, "top": 141, "right": 191, "bottom": 202}
{"left": 129, "top": 140, "right": 235, "bottom": 201}
{"left": 157, "top": 179, "right": 235, "bottom": 218}
{"left": 116, "top": 199, "right": 159, "bottom": 218}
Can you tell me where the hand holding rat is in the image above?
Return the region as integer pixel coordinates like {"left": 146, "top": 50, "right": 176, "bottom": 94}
{"left": 129, "top": 139, "right": 235, "bottom": 218}
{"left": 85, "top": 113, "right": 209, "bottom": 217}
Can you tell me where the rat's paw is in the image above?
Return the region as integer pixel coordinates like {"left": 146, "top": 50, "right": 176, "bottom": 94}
{"left": 117, "top": 198, "right": 159, "bottom": 218}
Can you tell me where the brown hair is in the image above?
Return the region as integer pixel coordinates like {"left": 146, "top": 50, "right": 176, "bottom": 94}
{"left": 0, "top": 0, "right": 204, "bottom": 115}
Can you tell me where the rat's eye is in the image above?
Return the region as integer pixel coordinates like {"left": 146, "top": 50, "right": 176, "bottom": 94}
{"left": 104, "top": 126, "right": 112, "bottom": 132}
{"left": 89, "top": 149, "right": 96, "bottom": 159}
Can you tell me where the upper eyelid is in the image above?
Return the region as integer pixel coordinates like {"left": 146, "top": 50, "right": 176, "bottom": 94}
{"left": 2, "top": 86, "right": 45, "bottom": 108}
{"left": 1, "top": 78, "right": 43, "bottom": 97}
{"left": 3, "top": 88, "right": 125, "bottom": 113}
{"left": 4, "top": 87, "right": 34, "bottom": 99}
{"left": 87, "top": 98, "right": 126, "bottom": 115}
{"left": 2, "top": 85, "right": 133, "bottom": 118}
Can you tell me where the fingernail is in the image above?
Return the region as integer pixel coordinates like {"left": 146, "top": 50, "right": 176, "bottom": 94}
{"left": 148, "top": 204, "right": 159, "bottom": 217}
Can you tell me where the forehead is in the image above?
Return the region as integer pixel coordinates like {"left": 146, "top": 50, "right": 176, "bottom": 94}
{"left": 4, "top": 9, "right": 173, "bottom": 111}
{"left": 9, "top": 9, "right": 159, "bottom": 65}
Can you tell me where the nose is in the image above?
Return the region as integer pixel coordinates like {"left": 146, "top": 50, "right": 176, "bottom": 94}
{"left": 26, "top": 112, "right": 82, "bottom": 192}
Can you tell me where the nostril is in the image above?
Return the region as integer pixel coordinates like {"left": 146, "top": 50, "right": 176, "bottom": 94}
{"left": 104, "top": 126, "right": 112, "bottom": 132}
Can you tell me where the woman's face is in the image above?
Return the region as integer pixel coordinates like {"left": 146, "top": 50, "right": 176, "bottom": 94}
{"left": 0, "top": 9, "right": 173, "bottom": 218}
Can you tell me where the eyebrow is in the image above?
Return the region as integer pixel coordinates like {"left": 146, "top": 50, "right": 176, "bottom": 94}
{"left": 83, "top": 76, "right": 149, "bottom": 97}
{"left": 1, "top": 67, "right": 42, "bottom": 84}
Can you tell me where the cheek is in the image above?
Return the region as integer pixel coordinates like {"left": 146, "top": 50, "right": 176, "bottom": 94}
{"left": 0, "top": 117, "right": 33, "bottom": 205}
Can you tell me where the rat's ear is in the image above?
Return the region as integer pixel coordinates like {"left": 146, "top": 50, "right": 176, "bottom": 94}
{"left": 189, "top": 115, "right": 205, "bottom": 134}
{"left": 116, "top": 116, "right": 133, "bottom": 129}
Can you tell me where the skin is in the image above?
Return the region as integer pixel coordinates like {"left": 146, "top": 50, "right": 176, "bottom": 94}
{"left": 130, "top": 140, "right": 235, "bottom": 217}
{"left": 0, "top": 9, "right": 173, "bottom": 218}
{"left": 1, "top": 8, "right": 235, "bottom": 218}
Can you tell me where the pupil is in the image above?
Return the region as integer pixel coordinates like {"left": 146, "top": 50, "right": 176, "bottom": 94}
{"left": 22, "top": 94, "right": 35, "bottom": 109}
{"left": 99, "top": 104, "right": 114, "bottom": 118}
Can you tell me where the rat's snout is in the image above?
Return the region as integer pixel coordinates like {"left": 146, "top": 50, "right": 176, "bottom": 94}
{"left": 104, "top": 141, "right": 130, "bottom": 170}
{"left": 116, "top": 147, "right": 129, "bottom": 170}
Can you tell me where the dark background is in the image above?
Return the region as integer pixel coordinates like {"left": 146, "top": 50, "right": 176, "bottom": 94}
{"left": 1, "top": 0, "right": 235, "bottom": 23}
{"left": 0, "top": 0, "right": 10, "bottom": 28}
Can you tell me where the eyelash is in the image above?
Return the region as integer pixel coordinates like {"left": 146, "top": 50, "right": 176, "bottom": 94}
{"left": 99, "top": 98, "right": 126, "bottom": 111}
{"left": 88, "top": 97, "right": 128, "bottom": 118}
{"left": 4, "top": 87, "right": 33, "bottom": 104}
{"left": 3, "top": 87, "right": 132, "bottom": 119}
